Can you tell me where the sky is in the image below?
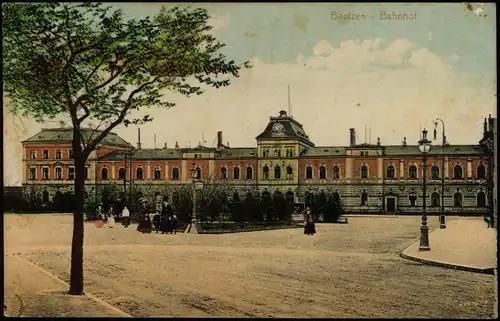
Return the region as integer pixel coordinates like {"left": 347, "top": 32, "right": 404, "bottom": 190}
{"left": 3, "top": 2, "right": 497, "bottom": 186}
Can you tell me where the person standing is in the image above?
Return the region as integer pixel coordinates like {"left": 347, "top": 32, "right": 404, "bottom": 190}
{"left": 107, "top": 210, "right": 116, "bottom": 228}
{"left": 95, "top": 203, "right": 104, "bottom": 228}
{"left": 153, "top": 211, "right": 161, "bottom": 233}
{"left": 121, "top": 205, "right": 130, "bottom": 227}
{"left": 171, "top": 214, "right": 178, "bottom": 235}
{"left": 161, "top": 198, "right": 173, "bottom": 234}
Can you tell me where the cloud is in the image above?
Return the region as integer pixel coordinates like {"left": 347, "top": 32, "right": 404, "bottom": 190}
{"left": 208, "top": 13, "right": 230, "bottom": 31}
{"left": 301, "top": 38, "right": 451, "bottom": 72}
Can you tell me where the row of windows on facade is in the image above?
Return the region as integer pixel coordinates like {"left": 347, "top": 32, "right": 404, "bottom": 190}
{"left": 378, "top": 164, "right": 485, "bottom": 180}
{"left": 29, "top": 149, "right": 73, "bottom": 160}
{"left": 358, "top": 190, "right": 486, "bottom": 208}
{"left": 261, "top": 149, "right": 295, "bottom": 157}
{"left": 29, "top": 166, "right": 87, "bottom": 180}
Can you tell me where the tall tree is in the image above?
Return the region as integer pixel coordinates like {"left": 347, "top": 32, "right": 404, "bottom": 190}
{"left": 2, "top": 2, "right": 249, "bottom": 295}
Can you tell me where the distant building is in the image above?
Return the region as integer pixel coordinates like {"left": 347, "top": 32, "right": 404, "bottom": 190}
{"left": 21, "top": 111, "right": 495, "bottom": 215}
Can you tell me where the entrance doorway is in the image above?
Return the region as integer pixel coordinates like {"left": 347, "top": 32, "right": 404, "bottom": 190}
{"left": 386, "top": 197, "right": 396, "bottom": 213}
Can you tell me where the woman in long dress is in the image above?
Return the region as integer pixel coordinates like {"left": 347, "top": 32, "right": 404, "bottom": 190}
{"left": 107, "top": 211, "right": 116, "bottom": 228}
{"left": 303, "top": 207, "right": 316, "bottom": 235}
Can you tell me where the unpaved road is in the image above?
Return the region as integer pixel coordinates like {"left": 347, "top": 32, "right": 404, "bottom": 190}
{"left": 4, "top": 214, "right": 496, "bottom": 318}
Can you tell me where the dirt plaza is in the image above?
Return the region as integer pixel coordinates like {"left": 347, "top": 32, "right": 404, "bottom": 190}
{"left": 4, "top": 214, "right": 497, "bottom": 318}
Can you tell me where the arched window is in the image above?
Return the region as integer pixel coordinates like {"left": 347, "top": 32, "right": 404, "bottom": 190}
{"left": 221, "top": 167, "right": 227, "bottom": 179}
{"left": 408, "top": 165, "right": 417, "bottom": 179}
{"left": 431, "top": 192, "right": 440, "bottom": 207}
{"left": 246, "top": 167, "right": 253, "bottom": 179}
{"left": 119, "top": 168, "right": 126, "bottom": 180}
{"left": 306, "top": 166, "right": 313, "bottom": 179}
{"left": 453, "top": 192, "right": 463, "bottom": 207}
{"left": 319, "top": 166, "right": 327, "bottom": 179}
{"left": 233, "top": 167, "right": 240, "bottom": 180}
{"left": 172, "top": 167, "right": 180, "bottom": 180}
{"left": 361, "top": 190, "right": 368, "bottom": 206}
{"left": 477, "top": 192, "right": 486, "bottom": 207}
{"left": 333, "top": 165, "right": 340, "bottom": 179}
{"left": 477, "top": 165, "right": 486, "bottom": 179}
{"left": 431, "top": 165, "right": 440, "bottom": 180}
{"left": 274, "top": 166, "right": 281, "bottom": 179}
{"left": 101, "top": 168, "right": 108, "bottom": 180}
{"left": 263, "top": 166, "right": 269, "bottom": 179}
{"left": 154, "top": 167, "right": 161, "bottom": 179}
{"left": 196, "top": 167, "right": 201, "bottom": 179}
{"left": 453, "top": 165, "right": 463, "bottom": 180}
{"left": 361, "top": 165, "right": 368, "bottom": 179}
{"left": 386, "top": 165, "right": 395, "bottom": 179}
{"left": 409, "top": 193, "right": 417, "bottom": 206}
{"left": 136, "top": 168, "right": 143, "bottom": 180}
{"left": 286, "top": 166, "right": 293, "bottom": 179}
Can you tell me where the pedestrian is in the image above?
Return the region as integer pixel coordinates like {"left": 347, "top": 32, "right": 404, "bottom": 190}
{"left": 144, "top": 214, "right": 152, "bottom": 233}
{"left": 161, "top": 198, "right": 173, "bottom": 234}
{"left": 153, "top": 211, "right": 161, "bottom": 233}
{"left": 303, "top": 207, "right": 316, "bottom": 235}
{"left": 107, "top": 209, "right": 116, "bottom": 228}
{"left": 171, "top": 214, "right": 178, "bottom": 235}
{"left": 121, "top": 205, "right": 130, "bottom": 228}
{"left": 95, "top": 203, "right": 104, "bottom": 228}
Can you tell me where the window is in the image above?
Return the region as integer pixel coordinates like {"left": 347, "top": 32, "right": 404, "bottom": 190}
{"left": 56, "top": 167, "right": 63, "bottom": 180}
{"left": 263, "top": 166, "right": 269, "bottom": 179}
{"left": 136, "top": 168, "right": 143, "bottom": 180}
{"left": 386, "top": 165, "right": 395, "bottom": 179}
{"left": 453, "top": 165, "right": 463, "bottom": 180}
{"left": 262, "top": 150, "right": 269, "bottom": 157}
{"left": 431, "top": 165, "right": 440, "bottom": 180}
{"left": 274, "top": 149, "right": 281, "bottom": 157}
{"left": 102, "top": 168, "right": 108, "bottom": 180}
{"left": 286, "top": 149, "right": 294, "bottom": 157}
{"left": 246, "top": 167, "right": 253, "bottom": 179}
{"left": 85, "top": 167, "right": 89, "bottom": 180}
{"left": 43, "top": 150, "right": 49, "bottom": 159}
{"left": 477, "top": 165, "right": 486, "bottom": 179}
{"left": 42, "top": 167, "right": 49, "bottom": 180}
{"left": 30, "top": 150, "right": 36, "bottom": 159}
{"left": 408, "top": 165, "right": 417, "bottom": 179}
{"left": 409, "top": 194, "right": 417, "bottom": 206}
{"left": 68, "top": 167, "right": 75, "bottom": 180}
{"left": 172, "top": 167, "right": 180, "bottom": 180}
{"left": 286, "top": 166, "right": 293, "bottom": 180}
{"left": 119, "top": 168, "right": 126, "bottom": 180}
{"left": 194, "top": 167, "right": 200, "bottom": 179}
{"left": 477, "top": 192, "right": 486, "bottom": 207}
{"left": 306, "top": 166, "right": 313, "bottom": 179}
{"left": 431, "top": 192, "right": 440, "bottom": 207}
{"left": 221, "top": 167, "right": 227, "bottom": 179}
{"left": 361, "top": 190, "right": 368, "bottom": 206}
{"left": 319, "top": 166, "right": 327, "bottom": 179}
{"left": 69, "top": 149, "right": 74, "bottom": 159}
{"left": 361, "top": 165, "right": 368, "bottom": 179}
{"left": 233, "top": 167, "right": 240, "bottom": 180}
{"left": 274, "top": 166, "right": 281, "bottom": 179}
{"left": 453, "top": 192, "right": 462, "bottom": 207}
{"left": 154, "top": 167, "right": 161, "bottom": 179}
{"left": 56, "top": 150, "right": 62, "bottom": 159}
{"left": 30, "top": 168, "right": 36, "bottom": 180}
{"left": 333, "top": 165, "right": 340, "bottom": 179}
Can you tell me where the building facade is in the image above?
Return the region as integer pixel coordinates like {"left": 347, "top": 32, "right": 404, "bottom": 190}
{"left": 22, "top": 111, "right": 495, "bottom": 215}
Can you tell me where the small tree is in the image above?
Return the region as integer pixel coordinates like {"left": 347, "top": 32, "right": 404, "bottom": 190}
{"left": 2, "top": 2, "right": 249, "bottom": 294}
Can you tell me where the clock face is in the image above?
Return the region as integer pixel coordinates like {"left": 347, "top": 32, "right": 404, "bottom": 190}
{"left": 272, "top": 123, "right": 284, "bottom": 132}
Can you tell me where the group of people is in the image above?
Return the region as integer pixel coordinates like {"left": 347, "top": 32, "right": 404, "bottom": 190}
{"left": 95, "top": 204, "right": 117, "bottom": 228}
{"left": 136, "top": 197, "right": 178, "bottom": 234}
{"left": 303, "top": 207, "right": 316, "bottom": 235}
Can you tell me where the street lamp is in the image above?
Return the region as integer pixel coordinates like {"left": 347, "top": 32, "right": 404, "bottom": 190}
{"left": 434, "top": 118, "right": 447, "bottom": 229}
{"left": 190, "top": 166, "right": 203, "bottom": 234}
{"left": 418, "top": 129, "right": 432, "bottom": 251}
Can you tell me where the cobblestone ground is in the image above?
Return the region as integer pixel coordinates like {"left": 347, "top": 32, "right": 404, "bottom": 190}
{"left": 4, "top": 214, "right": 497, "bottom": 318}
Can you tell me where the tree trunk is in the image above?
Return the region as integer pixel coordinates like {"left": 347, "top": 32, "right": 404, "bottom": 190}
{"left": 68, "top": 147, "right": 86, "bottom": 295}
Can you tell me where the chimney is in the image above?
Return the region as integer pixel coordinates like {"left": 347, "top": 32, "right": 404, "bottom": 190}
{"left": 137, "top": 128, "right": 142, "bottom": 150}
{"left": 402, "top": 137, "right": 407, "bottom": 147}
{"left": 349, "top": 128, "right": 356, "bottom": 146}
{"left": 163, "top": 142, "right": 167, "bottom": 149}
{"left": 488, "top": 114, "right": 493, "bottom": 132}
{"left": 484, "top": 117, "right": 488, "bottom": 135}
{"left": 59, "top": 121, "right": 65, "bottom": 128}
{"left": 175, "top": 141, "right": 179, "bottom": 150}
{"left": 217, "top": 131, "right": 223, "bottom": 148}
{"left": 377, "top": 137, "right": 381, "bottom": 146}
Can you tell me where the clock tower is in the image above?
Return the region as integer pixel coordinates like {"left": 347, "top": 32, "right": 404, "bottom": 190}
{"left": 255, "top": 110, "right": 315, "bottom": 199}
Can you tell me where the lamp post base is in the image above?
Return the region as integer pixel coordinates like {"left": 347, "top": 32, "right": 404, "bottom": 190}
{"left": 439, "top": 215, "right": 446, "bottom": 229}
{"left": 419, "top": 224, "right": 431, "bottom": 251}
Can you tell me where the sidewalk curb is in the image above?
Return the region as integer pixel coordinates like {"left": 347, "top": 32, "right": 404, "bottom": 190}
{"left": 399, "top": 251, "right": 496, "bottom": 275}
{"left": 11, "top": 254, "right": 133, "bottom": 317}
